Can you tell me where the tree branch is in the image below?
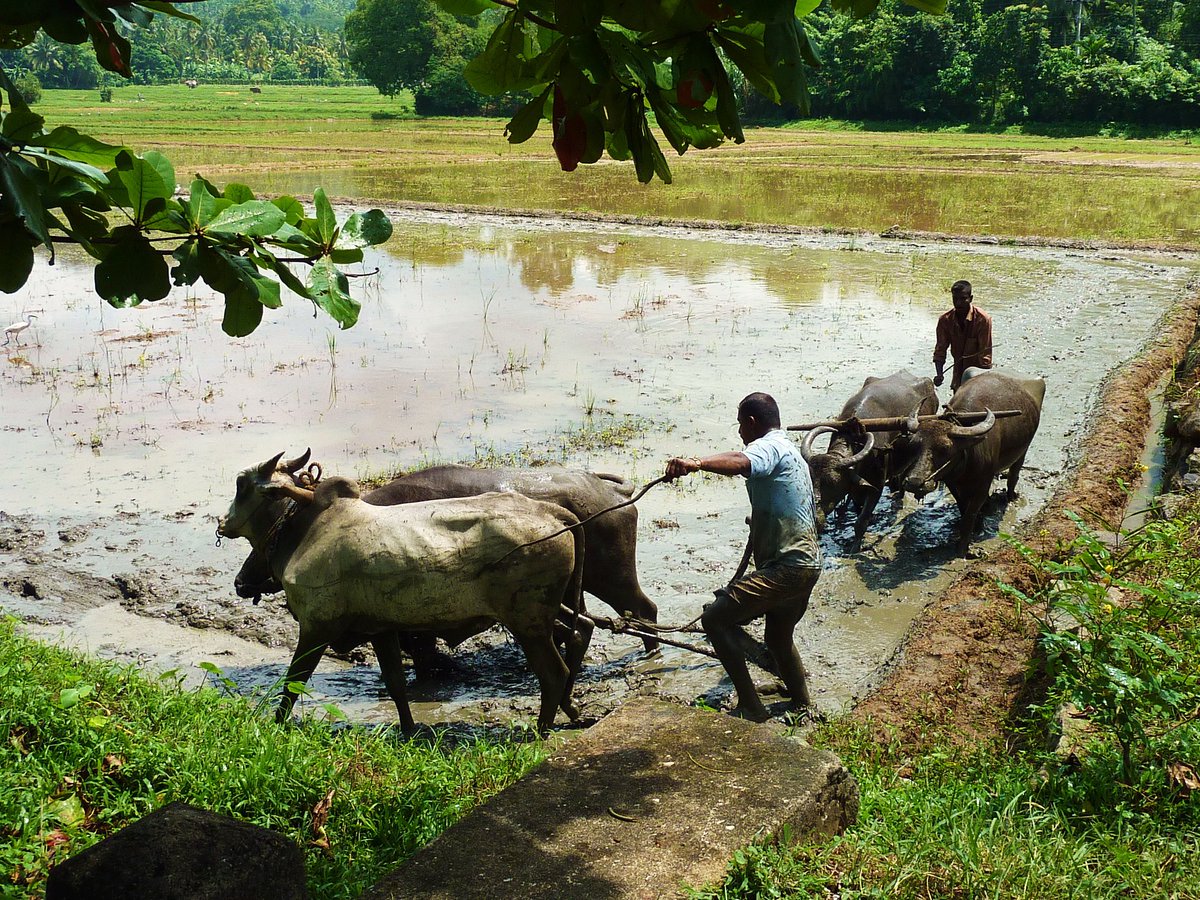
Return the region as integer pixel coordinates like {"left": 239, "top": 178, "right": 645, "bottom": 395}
{"left": 490, "top": 0, "right": 559, "bottom": 32}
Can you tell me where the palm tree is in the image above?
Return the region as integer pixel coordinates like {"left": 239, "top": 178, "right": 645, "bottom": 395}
{"left": 27, "top": 32, "right": 63, "bottom": 77}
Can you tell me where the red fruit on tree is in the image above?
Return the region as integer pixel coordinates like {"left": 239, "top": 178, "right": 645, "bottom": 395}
{"left": 552, "top": 85, "right": 587, "bottom": 172}
{"left": 677, "top": 69, "right": 715, "bottom": 109}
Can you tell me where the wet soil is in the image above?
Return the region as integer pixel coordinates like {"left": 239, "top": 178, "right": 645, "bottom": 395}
{"left": 2, "top": 210, "right": 1198, "bottom": 734}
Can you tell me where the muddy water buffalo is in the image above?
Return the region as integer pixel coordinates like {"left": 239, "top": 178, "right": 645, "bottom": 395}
{"left": 800, "top": 370, "right": 939, "bottom": 546}
{"left": 895, "top": 370, "right": 1044, "bottom": 554}
{"left": 236, "top": 463, "right": 659, "bottom": 653}
{"left": 217, "top": 453, "right": 587, "bottom": 733}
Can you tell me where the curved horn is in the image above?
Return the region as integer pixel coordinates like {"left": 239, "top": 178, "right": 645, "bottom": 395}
{"left": 905, "top": 403, "right": 922, "bottom": 433}
{"left": 800, "top": 426, "right": 837, "bottom": 463}
{"left": 838, "top": 431, "right": 875, "bottom": 468}
{"left": 257, "top": 451, "right": 286, "bottom": 475}
{"left": 278, "top": 448, "right": 311, "bottom": 474}
{"left": 949, "top": 408, "right": 996, "bottom": 438}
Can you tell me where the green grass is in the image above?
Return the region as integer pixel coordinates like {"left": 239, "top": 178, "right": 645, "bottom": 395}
{"left": 0, "top": 623, "right": 545, "bottom": 899}
{"left": 33, "top": 85, "right": 1200, "bottom": 247}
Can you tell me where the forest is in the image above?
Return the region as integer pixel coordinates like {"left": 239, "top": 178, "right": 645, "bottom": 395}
{"left": 3, "top": 0, "right": 1199, "bottom": 127}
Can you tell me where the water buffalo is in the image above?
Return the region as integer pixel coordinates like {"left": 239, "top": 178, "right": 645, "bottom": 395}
{"left": 894, "top": 370, "right": 1044, "bottom": 554}
{"left": 236, "top": 463, "right": 659, "bottom": 654}
{"left": 800, "top": 370, "right": 938, "bottom": 546}
{"left": 217, "top": 452, "right": 587, "bottom": 733}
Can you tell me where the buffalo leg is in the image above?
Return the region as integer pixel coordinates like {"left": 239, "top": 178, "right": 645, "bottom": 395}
{"left": 553, "top": 615, "right": 592, "bottom": 721}
{"left": 851, "top": 487, "right": 883, "bottom": 549}
{"left": 1005, "top": 452, "right": 1028, "bottom": 500}
{"left": 372, "top": 631, "right": 416, "bottom": 732}
{"left": 512, "top": 627, "right": 569, "bottom": 734}
{"left": 956, "top": 493, "right": 987, "bottom": 556}
{"left": 278, "top": 628, "right": 329, "bottom": 723}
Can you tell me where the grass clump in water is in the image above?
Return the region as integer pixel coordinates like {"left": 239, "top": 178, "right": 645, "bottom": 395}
{"left": 0, "top": 622, "right": 545, "bottom": 898}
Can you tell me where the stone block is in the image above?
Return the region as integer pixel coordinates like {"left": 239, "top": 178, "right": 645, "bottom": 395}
{"left": 363, "top": 698, "right": 858, "bottom": 900}
{"left": 45, "top": 802, "right": 308, "bottom": 900}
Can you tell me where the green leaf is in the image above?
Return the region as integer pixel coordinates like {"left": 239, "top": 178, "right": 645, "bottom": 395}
{"left": 795, "top": 0, "right": 822, "bottom": 15}
{"left": 222, "top": 289, "right": 264, "bottom": 337}
{"left": 901, "top": 0, "right": 947, "bottom": 13}
{"left": 312, "top": 187, "right": 337, "bottom": 246}
{"left": 206, "top": 200, "right": 287, "bottom": 239}
{"left": 464, "top": 10, "right": 539, "bottom": 95}
{"left": 95, "top": 227, "right": 171, "bottom": 306}
{"left": 337, "top": 209, "right": 392, "bottom": 249}
{"left": 506, "top": 85, "right": 552, "bottom": 145}
{"left": 0, "top": 155, "right": 54, "bottom": 259}
{"left": 114, "top": 150, "right": 175, "bottom": 224}
{"left": 256, "top": 253, "right": 312, "bottom": 299}
{"left": 183, "top": 177, "right": 224, "bottom": 230}
{"left": 223, "top": 183, "right": 255, "bottom": 204}
{"left": 271, "top": 195, "right": 304, "bottom": 227}
{"left": 0, "top": 220, "right": 34, "bottom": 293}
{"left": 308, "top": 259, "right": 360, "bottom": 329}
{"left": 48, "top": 795, "right": 87, "bottom": 828}
{"left": 57, "top": 684, "right": 94, "bottom": 709}
{"left": 329, "top": 248, "right": 364, "bottom": 265}
{"left": 1, "top": 108, "right": 46, "bottom": 143}
{"left": 136, "top": 1, "right": 202, "bottom": 23}
{"left": 172, "top": 240, "right": 201, "bottom": 286}
{"left": 20, "top": 149, "right": 108, "bottom": 184}
{"left": 764, "top": 18, "right": 809, "bottom": 109}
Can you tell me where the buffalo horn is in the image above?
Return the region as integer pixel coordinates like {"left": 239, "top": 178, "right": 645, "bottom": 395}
{"left": 838, "top": 431, "right": 876, "bottom": 468}
{"left": 278, "top": 448, "right": 312, "bottom": 474}
{"left": 257, "top": 451, "right": 286, "bottom": 475}
{"left": 904, "top": 403, "right": 922, "bottom": 434}
{"left": 948, "top": 408, "right": 996, "bottom": 438}
{"left": 800, "top": 426, "right": 837, "bottom": 463}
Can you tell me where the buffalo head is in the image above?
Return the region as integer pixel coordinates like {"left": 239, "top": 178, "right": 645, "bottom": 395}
{"left": 217, "top": 449, "right": 316, "bottom": 540}
{"left": 897, "top": 410, "right": 996, "bottom": 497}
{"left": 799, "top": 427, "right": 875, "bottom": 528}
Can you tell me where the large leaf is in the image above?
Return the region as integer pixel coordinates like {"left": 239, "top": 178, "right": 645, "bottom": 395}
{"left": 0, "top": 220, "right": 34, "bottom": 293}
{"left": 113, "top": 150, "right": 175, "bottom": 224}
{"left": 0, "top": 155, "right": 53, "bottom": 259}
{"left": 221, "top": 290, "right": 264, "bottom": 337}
{"left": 223, "top": 183, "right": 255, "bottom": 204}
{"left": 271, "top": 195, "right": 305, "bottom": 227}
{"left": 182, "top": 177, "right": 224, "bottom": 230}
{"left": 95, "top": 227, "right": 171, "bottom": 307}
{"left": 308, "top": 259, "right": 360, "bottom": 329}
{"left": 206, "top": 200, "right": 287, "bottom": 239}
{"left": 506, "top": 85, "right": 552, "bottom": 145}
{"left": 312, "top": 187, "right": 337, "bottom": 246}
{"left": 337, "top": 209, "right": 392, "bottom": 249}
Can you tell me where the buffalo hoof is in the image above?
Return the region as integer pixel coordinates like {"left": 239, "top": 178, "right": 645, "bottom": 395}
{"left": 728, "top": 703, "right": 771, "bottom": 723}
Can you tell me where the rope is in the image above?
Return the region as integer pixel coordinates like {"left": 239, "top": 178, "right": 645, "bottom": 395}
{"left": 489, "top": 473, "right": 674, "bottom": 566}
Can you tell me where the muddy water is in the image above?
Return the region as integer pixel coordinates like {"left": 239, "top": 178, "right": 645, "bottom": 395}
{"left": 2, "top": 211, "right": 1197, "bottom": 729}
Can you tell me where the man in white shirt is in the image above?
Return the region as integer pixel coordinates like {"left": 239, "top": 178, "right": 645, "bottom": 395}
{"left": 665, "top": 392, "right": 821, "bottom": 721}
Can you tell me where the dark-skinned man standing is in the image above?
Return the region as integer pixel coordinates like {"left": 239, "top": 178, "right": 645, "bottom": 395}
{"left": 665, "top": 392, "right": 821, "bottom": 721}
{"left": 934, "top": 279, "right": 993, "bottom": 392}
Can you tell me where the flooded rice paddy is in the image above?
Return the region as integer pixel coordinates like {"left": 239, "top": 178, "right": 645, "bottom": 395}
{"left": 2, "top": 210, "right": 1197, "bottom": 729}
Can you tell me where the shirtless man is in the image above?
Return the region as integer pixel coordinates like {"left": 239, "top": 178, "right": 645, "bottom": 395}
{"left": 934, "top": 280, "right": 993, "bottom": 391}
{"left": 665, "top": 392, "right": 821, "bottom": 721}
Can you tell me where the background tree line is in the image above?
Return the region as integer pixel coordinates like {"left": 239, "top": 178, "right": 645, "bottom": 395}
{"left": 4, "top": 0, "right": 1198, "bottom": 127}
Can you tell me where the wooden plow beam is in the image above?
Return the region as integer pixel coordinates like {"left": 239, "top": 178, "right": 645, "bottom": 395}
{"left": 787, "top": 409, "right": 1024, "bottom": 432}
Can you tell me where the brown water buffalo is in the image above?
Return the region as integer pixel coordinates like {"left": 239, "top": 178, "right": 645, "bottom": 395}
{"left": 894, "top": 370, "right": 1045, "bottom": 554}
{"left": 235, "top": 463, "right": 658, "bottom": 655}
{"left": 217, "top": 453, "right": 587, "bottom": 733}
{"left": 800, "top": 370, "right": 939, "bottom": 547}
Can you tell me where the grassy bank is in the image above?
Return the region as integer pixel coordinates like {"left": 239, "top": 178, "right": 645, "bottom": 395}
{"left": 0, "top": 626, "right": 545, "bottom": 899}
{"left": 695, "top": 495, "right": 1200, "bottom": 899}
{"left": 34, "top": 85, "right": 1200, "bottom": 246}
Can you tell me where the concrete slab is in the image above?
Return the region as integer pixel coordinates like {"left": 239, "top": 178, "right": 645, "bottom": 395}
{"left": 362, "top": 698, "right": 858, "bottom": 900}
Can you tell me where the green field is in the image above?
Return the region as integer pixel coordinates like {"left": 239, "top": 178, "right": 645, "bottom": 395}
{"left": 37, "top": 84, "right": 1200, "bottom": 247}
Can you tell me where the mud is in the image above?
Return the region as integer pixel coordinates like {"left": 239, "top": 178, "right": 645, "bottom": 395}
{"left": 2, "top": 209, "right": 1198, "bottom": 732}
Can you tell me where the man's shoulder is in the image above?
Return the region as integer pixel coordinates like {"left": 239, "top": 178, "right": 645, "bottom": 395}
{"left": 974, "top": 305, "right": 992, "bottom": 323}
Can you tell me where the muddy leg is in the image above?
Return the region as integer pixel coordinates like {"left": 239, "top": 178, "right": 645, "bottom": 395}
{"left": 763, "top": 572, "right": 818, "bottom": 710}
{"left": 278, "top": 628, "right": 329, "bottom": 723}
{"left": 372, "top": 631, "right": 415, "bottom": 732}
{"left": 702, "top": 594, "right": 769, "bottom": 722}
{"left": 957, "top": 494, "right": 987, "bottom": 556}
{"left": 514, "top": 629, "right": 569, "bottom": 734}
{"left": 1005, "top": 452, "right": 1028, "bottom": 500}
{"left": 553, "top": 613, "right": 593, "bottom": 721}
{"left": 851, "top": 487, "right": 883, "bottom": 550}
